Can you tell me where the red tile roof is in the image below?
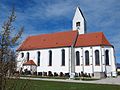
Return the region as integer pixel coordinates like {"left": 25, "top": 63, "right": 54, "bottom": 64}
{"left": 17, "top": 30, "right": 78, "bottom": 51}
{"left": 17, "top": 31, "right": 111, "bottom": 51}
{"left": 23, "top": 60, "right": 37, "bottom": 66}
{"left": 75, "top": 32, "right": 111, "bottom": 47}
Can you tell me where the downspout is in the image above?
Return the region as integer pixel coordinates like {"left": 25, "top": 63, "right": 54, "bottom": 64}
{"left": 69, "top": 32, "right": 78, "bottom": 79}
{"left": 82, "top": 48, "right": 84, "bottom": 73}
{"left": 91, "top": 47, "right": 94, "bottom": 75}
{"left": 104, "top": 47, "right": 107, "bottom": 76}
{"left": 100, "top": 46, "right": 103, "bottom": 72}
{"left": 68, "top": 47, "right": 71, "bottom": 76}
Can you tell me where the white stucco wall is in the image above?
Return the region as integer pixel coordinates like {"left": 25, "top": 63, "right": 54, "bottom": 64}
{"left": 17, "top": 47, "right": 70, "bottom": 75}
{"left": 17, "top": 45, "right": 117, "bottom": 77}
{"left": 75, "top": 46, "right": 117, "bottom": 76}
{"left": 103, "top": 46, "right": 117, "bottom": 76}
{"left": 75, "top": 46, "right": 101, "bottom": 74}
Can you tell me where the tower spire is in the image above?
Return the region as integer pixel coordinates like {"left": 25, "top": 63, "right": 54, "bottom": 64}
{"left": 72, "top": 7, "right": 86, "bottom": 34}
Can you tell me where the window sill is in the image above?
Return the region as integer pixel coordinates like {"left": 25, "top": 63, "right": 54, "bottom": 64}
{"left": 85, "top": 65, "right": 90, "bottom": 66}
{"left": 48, "top": 65, "right": 52, "bottom": 67}
{"left": 95, "top": 65, "right": 100, "bottom": 66}
{"left": 76, "top": 65, "right": 80, "bottom": 66}
{"left": 103, "top": 64, "right": 110, "bottom": 66}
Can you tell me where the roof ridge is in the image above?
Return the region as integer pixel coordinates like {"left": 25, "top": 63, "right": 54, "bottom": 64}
{"left": 17, "top": 30, "right": 78, "bottom": 51}
{"left": 29, "top": 30, "right": 78, "bottom": 37}
{"left": 80, "top": 32, "right": 103, "bottom": 36}
{"left": 75, "top": 32, "right": 111, "bottom": 47}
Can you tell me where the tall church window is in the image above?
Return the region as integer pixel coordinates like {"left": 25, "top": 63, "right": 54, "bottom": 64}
{"left": 85, "top": 50, "right": 89, "bottom": 65}
{"left": 37, "top": 51, "right": 40, "bottom": 66}
{"left": 105, "top": 50, "right": 109, "bottom": 65}
{"left": 76, "top": 51, "right": 80, "bottom": 65}
{"left": 49, "top": 50, "right": 52, "bottom": 66}
{"left": 95, "top": 50, "right": 100, "bottom": 65}
{"left": 21, "top": 53, "right": 24, "bottom": 58}
{"left": 61, "top": 49, "right": 65, "bottom": 66}
{"left": 27, "top": 52, "right": 30, "bottom": 61}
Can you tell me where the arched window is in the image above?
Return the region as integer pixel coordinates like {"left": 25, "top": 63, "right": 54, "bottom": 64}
{"left": 49, "top": 50, "right": 52, "bottom": 66}
{"left": 105, "top": 50, "right": 109, "bottom": 65}
{"left": 76, "top": 51, "right": 80, "bottom": 65}
{"left": 76, "top": 22, "right": 80, "bottom": 27}
{"left": 61, "top": 49, "right": 65, "bottom": 66}
{"left": 95, "top": 50, "right": 100, "bottom": 65}
{"left": 27, "top": 52, "right": 30, "bottom": 61}
{"left": 21, "top": 53, "right": 24, "bottom": 58}
{"left": 85, "top": 50, "right": 89, "bottom": 65}
{"left": 37, "top": 51, "right": 40, "bottom": 66}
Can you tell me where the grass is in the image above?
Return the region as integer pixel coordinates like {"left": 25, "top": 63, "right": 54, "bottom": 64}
{"left": 6, "top": 78, "right": 120, "bottom": 90}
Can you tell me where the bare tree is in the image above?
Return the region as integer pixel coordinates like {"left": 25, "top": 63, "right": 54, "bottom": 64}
{"left": 0, "top": 8, "right": 23, "bottom": 90}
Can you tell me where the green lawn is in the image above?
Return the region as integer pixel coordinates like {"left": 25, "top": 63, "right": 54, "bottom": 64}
{"left": 6, "top": 79, "right": 120, "bottom": 90}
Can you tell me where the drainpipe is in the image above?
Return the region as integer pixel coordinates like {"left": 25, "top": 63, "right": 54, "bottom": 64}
{"left": 91, "top": 47, "right": 94, "bottom": 75}
{"left": 70, "top": 45, "right": 75, "bottom": 79}
{"left": 100, "top": 46, "right": 103, "bottom": 73}
{"left": 69, "top": 32, "right": 78, "bottom": 79}
{"left": 82, "top": 48, "right": 84, "bottom": 73}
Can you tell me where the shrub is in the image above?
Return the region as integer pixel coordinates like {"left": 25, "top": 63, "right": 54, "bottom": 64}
{"left": 60, "top": 72, "right": 64, "bottom": 77}
{"left": 54, "top": 72, "right": 58, "bottom": 76}
{"left": 117, "top": 72, "right": 120, "bottom": 75}
{"left": 33, "top": 72, "right": 37, "bottom": 75}
{"left": 43, "top": 72, "right": 47, "bottom": 76}
{"left": 38, "top": 72, "right": 42, "bottom": 76}
{"left": 65, "top": 73, "right": 69, "bottom": 77}
{"left": 48, "top": 71, "right": 53, "bottom": 76}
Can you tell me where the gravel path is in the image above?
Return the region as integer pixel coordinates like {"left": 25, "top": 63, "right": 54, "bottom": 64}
{"left": 19, "top": 76, "right": 120, "bottom": 85}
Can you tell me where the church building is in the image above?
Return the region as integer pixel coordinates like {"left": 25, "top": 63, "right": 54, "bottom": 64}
{"left": 16, "top": 7, "right": 117, "bottom": 78}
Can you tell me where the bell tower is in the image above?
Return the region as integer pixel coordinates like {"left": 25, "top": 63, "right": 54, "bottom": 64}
{"left": 72, "top": 7, "right": 86, "bottom": 34}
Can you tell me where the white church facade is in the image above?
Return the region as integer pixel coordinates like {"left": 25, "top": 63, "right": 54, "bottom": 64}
{"left": 16, "top": 7, "right": 117, "bottom": 78}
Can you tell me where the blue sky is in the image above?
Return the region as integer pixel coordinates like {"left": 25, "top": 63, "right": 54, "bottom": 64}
{"left": 0, "top": 0, "right": 120, "bottom": 63}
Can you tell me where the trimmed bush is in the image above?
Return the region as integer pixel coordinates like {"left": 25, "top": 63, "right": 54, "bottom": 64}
{"left": 60, "top": 72, "right": 64, "bottom": 77}
{"left": 54, "top": 72, "right": 58, "bottom": 76}
{"left": 48, "top": 71, "right": 53, "bottom": 76}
